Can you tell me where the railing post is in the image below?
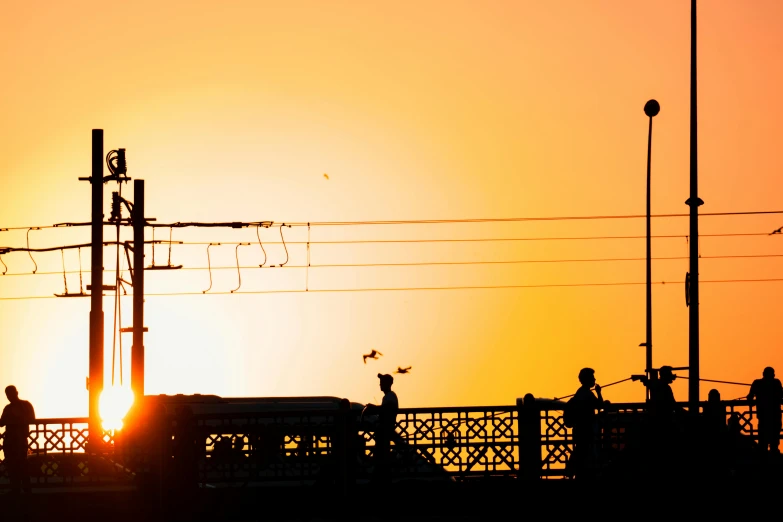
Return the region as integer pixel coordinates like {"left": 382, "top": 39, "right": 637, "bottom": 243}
{"left": 517, "top": 395, "right": 542, "bottom": 481}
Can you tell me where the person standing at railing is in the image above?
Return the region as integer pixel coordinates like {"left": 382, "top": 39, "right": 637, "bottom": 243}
{"left": 362, "top": 373, "right": 399, "bottom": 485}
{"left": 747, "top": 367, "right": 783, "bottom": 454}
{"left": 0, "top": 385, "right": 35, "bottom": 494}
{"left": 566, "top": 368, "right": 605, "bottom": 480}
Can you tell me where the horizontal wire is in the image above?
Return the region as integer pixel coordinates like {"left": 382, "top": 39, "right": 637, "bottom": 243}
{"left": 0, "top": 231, "right": 774, "bottom": 256}
{"left": 3, "top": 210, "right": 782, "bottom": 232}
{"left": 294, "top": 210, "right": 783, "bottom": 227}
{"left": 2, "top": 278, "right": 783, "bottom": 301}
{"left": 0, "top": 240, "right": 170, "bottom": 255}
{"left": 3, "top": 253, "right": 783, "bottom": 277}
{"left": 158, "top": 232, "right": 774, "bottom": 246}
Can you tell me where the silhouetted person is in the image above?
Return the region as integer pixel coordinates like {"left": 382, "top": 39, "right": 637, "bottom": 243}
{"left": 0, "top": 385, "right": 35, "bottom": 494}
{"left": 699, "top": 389, "right": 729, "bottom": 474}
{"left": 747, "top": 367, "right": 783, "bottom": 454}
{"left": 703, "top": 389, "right": 726, "bottom": 434}
{"left": 362, "top": 373, "right": 398, "bottom": 484}
{"left": 567, "top": 368, "right": 605, "bottom": 479}
{"left": 647, "top": 366, "right": 683, "bottom": 418}
{"left": 636, "top": 366, "right": 684, "bottom": 472}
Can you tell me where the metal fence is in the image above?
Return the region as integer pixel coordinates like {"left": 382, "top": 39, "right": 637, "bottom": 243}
{"left": 0, "top": 399, "right": 771, "bottom": 488}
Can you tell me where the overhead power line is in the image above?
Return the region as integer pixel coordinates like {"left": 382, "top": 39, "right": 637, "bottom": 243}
{"left": 1, "top": 277, "right": 782, "bottom": 301}
{"left": 147, "top": 231, "right": 777, "bottom": 245}
{"left": 0, "top": 231, "right": 775, "bottom": 255}
{"left": 0, "top": 240, "right": 172, "bottom": 255}
{"left": 3, "top": 253, "right": 783, "bottom": 277}
{"left": 2, "top": 209, "right": 783, "bottom": 232}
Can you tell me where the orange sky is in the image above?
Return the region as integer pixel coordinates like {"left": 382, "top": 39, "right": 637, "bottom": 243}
{"left": 2, "top": 1, "right": 783, "bottom": 418}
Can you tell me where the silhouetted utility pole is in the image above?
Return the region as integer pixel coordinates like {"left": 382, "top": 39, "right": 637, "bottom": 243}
{"left": 131, "top": 179, "right": 145, "bottom": 398}
{"left": 642, "top": 100, "right": 660, "bottom": 401}
{"left": 87, "top": 129, "right": 104, "bottom": 445}
{"left": 687, "top": 0, "right": 702, "bottom": 408}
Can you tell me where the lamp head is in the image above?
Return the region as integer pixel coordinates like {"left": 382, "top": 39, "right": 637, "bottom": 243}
{"left": 644, "top": 99, "right": 660, "bottom": 117}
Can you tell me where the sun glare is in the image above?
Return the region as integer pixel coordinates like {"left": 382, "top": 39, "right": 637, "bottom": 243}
{"left": 99, "top": 386, "right": 135, "bottom": 431}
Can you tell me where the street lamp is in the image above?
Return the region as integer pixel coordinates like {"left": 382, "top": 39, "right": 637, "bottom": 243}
{"left": 642, "top": 99, "right": 660, "bottom": 399}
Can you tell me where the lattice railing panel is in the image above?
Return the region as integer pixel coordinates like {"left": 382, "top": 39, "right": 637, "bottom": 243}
{"left": 360, "top": 407, "right": 519, "bottom": 479}
{"left": 0, "top": 418, "right": 125, "bottom": 487}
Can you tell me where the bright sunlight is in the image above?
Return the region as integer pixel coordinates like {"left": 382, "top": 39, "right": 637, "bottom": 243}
{"left": 99, "top": 386, "right": 134, "bottom": 431}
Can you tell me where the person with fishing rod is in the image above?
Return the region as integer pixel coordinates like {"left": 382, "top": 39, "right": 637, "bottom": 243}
{"left": 563, "top": 368, "right": 608, "bottom": 479}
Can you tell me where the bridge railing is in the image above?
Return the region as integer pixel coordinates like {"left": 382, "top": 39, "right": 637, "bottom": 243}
{"left": 0, "top": 418, "right": 126, "bottom": 487}
{"left": 534, "top": 398, "right": 762, "bottom": 478}
{"left": 0, "top": 399, "right": 768, "bottom": 488}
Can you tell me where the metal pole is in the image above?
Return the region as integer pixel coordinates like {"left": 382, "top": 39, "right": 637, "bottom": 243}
{"left": 89, "top": 129, "right": 104, "bottom": 446}
{"left": 131, "top": 179, "right": 145, "bottom": 399}
{"left": 687, "top": 0, "right": 702, "bottom": 408}
{"left": 643, "top": 100, "right": 659, "bottom": 402}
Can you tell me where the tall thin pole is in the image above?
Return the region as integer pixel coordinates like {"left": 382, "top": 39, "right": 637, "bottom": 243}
{"left": 89, "top": 129, "right": 104, "bottom": 445}
{"left": 687, "top": 0, "right": 702, "bottom": 408}
{"left": 644, "top": 100, "right": 660, "bottom": 402}
{"left": 131, "top": 179, "right": 145, "bottom": 399}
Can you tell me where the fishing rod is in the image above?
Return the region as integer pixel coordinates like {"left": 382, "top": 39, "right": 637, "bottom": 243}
{"left": 553, "top": 377, "right": 634, "bottom": 401}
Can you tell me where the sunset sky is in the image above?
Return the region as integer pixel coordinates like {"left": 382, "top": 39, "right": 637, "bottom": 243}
{"left": 2, "top": 1, "right": 783, "bottom": 418}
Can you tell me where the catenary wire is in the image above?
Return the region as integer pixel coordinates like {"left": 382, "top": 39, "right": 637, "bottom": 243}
{"left": 3, "top": 209, "right": 783, "bottom": 231}
{"left": 3, "top": 253, "right": 783, "bottom": 277}
{"left": 2, "top": 278, "right": 783, "bottom": 301}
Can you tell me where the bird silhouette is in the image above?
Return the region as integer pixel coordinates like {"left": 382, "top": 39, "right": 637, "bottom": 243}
{"left": 323, "top": 173, "right": 329, "bottom": 180}
{"left": 770, "top": 226, "right": 782, "bottom": 235}
{"left": 363, "top": 349, "right": 382, "bottom": 364}
{"left": 395, "top": 366, "right": 412, "bottom": 374}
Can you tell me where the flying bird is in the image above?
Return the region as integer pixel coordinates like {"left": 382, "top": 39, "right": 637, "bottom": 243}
{"left": 323, "top": 173, "right": 329, "bottom": 180}
{"left": 395, "top": 366, "right": 412, "bottom": 374}
{"left": 363, "top": 349, "right": 382, "bottom": 364}
{"left": 770, "top": 226, "right": 782, "bottom": 235}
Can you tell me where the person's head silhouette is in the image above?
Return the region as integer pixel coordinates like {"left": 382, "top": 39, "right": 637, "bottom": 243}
{"left": 5, "top": 385, "right": 19, "bottom": 403}
{"left": 659, "top": 366, "right": 675, "bottom": 384}
{"left": 763, "top": 367, "right": 775, "bottom": 380}
{"left": 578, "top": 368, "right": 596, "bottom": 388}
{"left": 377, "top": 373, "right": 393, "bottom": 393}
{"left": 708, "top": 389, "right": 720, "bottom": 402}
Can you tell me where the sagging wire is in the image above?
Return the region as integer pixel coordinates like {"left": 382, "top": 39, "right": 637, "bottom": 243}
{"left": 231, "top": 243, "right": 251, "bottom": 293}
{"left": 167, "top": 227, "right": 178, "bottom": 268}
{"left": 54, "top": 249, "right": 87, "bottom": 297}
{"left": 150, "top": 228, "right": 156, "bottom": 267}
{"left": 146, "top": 227, "right": 183, "bottom": 270}
{"left": 54, "top": 247, "right": 87, "bottom": 297}
{"left": 203, "top": 243, "right": 220, "bottom": 293}
{"left": 256, "top": 224, "right": 268, "bottom": 267}
{"left": 26, "top": 227, "right": 40, "bottom": 273}
{"left": 306, "top": 223, "right": 311, "bottom": 291}
{"left": 275, "top": 224, "right": 291, "bottom": 267}
{"left": 60, "top": 249, "right": 69, "bottom": 294}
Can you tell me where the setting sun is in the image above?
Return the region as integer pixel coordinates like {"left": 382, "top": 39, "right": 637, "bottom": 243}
{"left": 99, "top": 386, "right": 134, "bottom": 431}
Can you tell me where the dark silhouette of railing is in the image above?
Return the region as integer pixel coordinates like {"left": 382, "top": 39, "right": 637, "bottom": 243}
{"left": 0, "top": 399, "right": 772, "bottom": 489}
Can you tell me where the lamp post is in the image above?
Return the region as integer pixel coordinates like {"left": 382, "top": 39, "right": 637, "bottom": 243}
{"left": 643, "top": 99, "right": 660, "bottom": 399}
